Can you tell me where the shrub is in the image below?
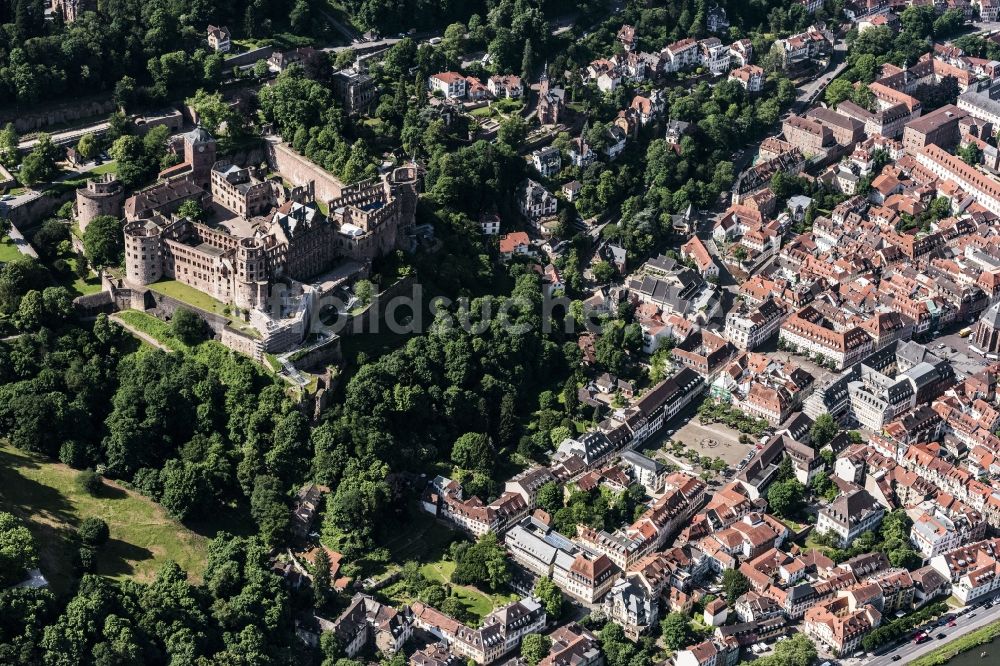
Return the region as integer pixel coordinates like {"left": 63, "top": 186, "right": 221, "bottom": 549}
{"left": 76, "top": 469, "right": 103, "bottom": 496}
{"left": 170, "top": 308, "right": 208, "bottom": 345}
{"left": 78, "top": 517, "right": 110, "bottom": 546}
{"left": 58, "top": 440, "right": 90, "bottom": 468}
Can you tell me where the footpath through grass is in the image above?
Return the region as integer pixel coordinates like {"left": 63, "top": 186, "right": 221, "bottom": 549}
{"left": 0, "top": 443, "right": 209, "bottom": 594}
{"left": 115, "top": 310, "right": 190, "bottom": 352}
{"left": 416, "top": 559, "right": 517, "bottom": 621}
{"left": 910, "top": 618, "right": 1000, "bottom": 666}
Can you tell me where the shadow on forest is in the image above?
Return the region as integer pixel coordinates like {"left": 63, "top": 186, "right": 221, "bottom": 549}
{"left": 185, "top": 500, "right": 257, "bottom": 539}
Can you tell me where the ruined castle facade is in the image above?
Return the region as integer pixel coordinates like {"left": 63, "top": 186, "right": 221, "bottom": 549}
{"left": 124, "top": 140, "right": 419, "bottom": 314}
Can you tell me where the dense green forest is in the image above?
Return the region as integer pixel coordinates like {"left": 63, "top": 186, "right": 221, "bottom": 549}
{"left": 0, "top": 0, "right": 326, "bottom": 107}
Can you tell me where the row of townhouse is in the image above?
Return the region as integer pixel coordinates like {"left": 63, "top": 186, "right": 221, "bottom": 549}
{"left": 803, "top": 594, "right": 882, "bottom": 655}
{"left": 929, "top": 537, "right": 1000, "bottom": 604}
{"left": 909, "top": 504, "right": 988, "bottom": 559}
{"left": 658, "top": 36, "right": 754, "bottom": 77}
{"left": 772, "top": 25, "right": 833, "bottom": 69}
{"left": 723, "top": 297, "right": 786, "bottom": 350}
{"left": 422, "top": 477, "right": 530, "bottom": 538}
{"left": 901, "top": 442, "right": 1000, "bottom": 528}
{"left": 575, "top": 471, "right": 708, "bottom": 571}
{"left": 427, "top": 72, "right": 523, "bottom": 101}
{"left": 778, "top": 304, "right": 876, "bottom": 370}
{"left": 411, "top": 597, "right": 546, "bottom": 664}
{"left": 586, "top": 52, "right": 648, "bottom": 92}
{"left": 504, "top": 515, "right": 619, "bottom": 604}
{"left": 603, "top": 546, "right": 712, "bottom": 640}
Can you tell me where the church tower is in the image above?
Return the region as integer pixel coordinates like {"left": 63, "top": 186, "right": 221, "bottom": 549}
{"left": 183, "top": 126, "right": 217, "bottom": 191}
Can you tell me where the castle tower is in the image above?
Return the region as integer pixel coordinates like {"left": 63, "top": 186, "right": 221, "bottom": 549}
{"left": 235, "top": 237, "right": 269, "bottom": 311}
{"left": 183, "top": 126, "right": 217, "bottom": 191}
{"left": 124, "top": 220, "right": 164, "bottom": 286}
{"left": 388, "top": 164, "right": 420, "bottom": 232}
{"left": 76, "top": 173, "right": 125, "bottom": 232}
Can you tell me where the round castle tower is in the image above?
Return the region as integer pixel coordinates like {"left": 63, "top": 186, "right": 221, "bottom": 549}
{"left": 235, "top": 237, "right": 269, "bottom": 311}
{"left": 76, "top": 173, "right": 125, "bottom": 232}
{"left": 123, "top": 221, "right": 163, "bottom": 285}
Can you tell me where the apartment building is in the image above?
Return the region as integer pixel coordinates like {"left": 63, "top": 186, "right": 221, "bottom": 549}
{"left": 816, "top": 489, "right": 885, "bottom": 548}
{"left": 411, "top": 598, "right": 546, "bottom": 664}
{"left": 724, "top": 298, "right": 786, "bottom": 350}
{"left": 505, "top": 516, "right": 618, "bottom": 604}
{"left": 428, "top": 72, "right": 467, "bottom": 99}
{"left": 729, "top": 65, "right": 764, "bottom": 92}
{"left": 916, "top": 144, "right": 1000, "bottom": 216}
{"left": 779, "top": 305, "right": 874, "bottom": 370}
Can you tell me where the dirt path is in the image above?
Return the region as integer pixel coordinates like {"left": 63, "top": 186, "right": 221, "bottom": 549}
{"left": 110, "top": 314, "right": 173, "bottom": 352}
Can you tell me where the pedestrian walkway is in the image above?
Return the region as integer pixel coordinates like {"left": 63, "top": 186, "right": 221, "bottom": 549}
{"left": 6, "top": 222, "right": 38, "bottom": 258}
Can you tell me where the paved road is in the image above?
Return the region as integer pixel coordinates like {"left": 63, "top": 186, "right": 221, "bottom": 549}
{"left": 19, "top": 120, "right": 110, "bottom": 151}
{"left": 0, "top": 158, "right": 114, "bottom": 212}
{"left": 972, "top": 21, "right": 1000, "bottom": 33}
{"left": 325, "top": 36, "right": 402, "bottom": 54}
{"left": 794, "top": 41, "right": 849, "bottom": 111}
{"left": 4, "top": 221, "right": 38, "bottom": 259}
{"left": 866, "top": 599, "right": 1000, "bottom": 666}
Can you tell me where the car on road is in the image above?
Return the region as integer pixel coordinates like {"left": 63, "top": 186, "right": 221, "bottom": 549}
{"left": 969, "top": 613, "right": 977, "bottom": 618}
{"left": 936, "top": 633, "right": 947, "bottom": 639}
{"left": 948, "top": 621, "right": 956, "bottom": 627}
{"left": 0, "top": 194, "right": 13, "bottom": 201}
{"left": 891, "top": 655, "right": 901, "bottom": 661}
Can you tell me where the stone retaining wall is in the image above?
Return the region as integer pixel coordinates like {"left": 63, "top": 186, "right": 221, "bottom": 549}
{"left": 0, "top": 98, "right": 116, "bottom": 133}
{"left": 266, "top": 139, "right": 345, "bottom": 202}
{"left": 224, "top": 46, "right": 275, "bottom": 68}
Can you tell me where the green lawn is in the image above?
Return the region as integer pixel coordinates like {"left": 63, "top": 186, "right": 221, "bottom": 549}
{"left": 377, "top": 511, "right": 517, "bottom": 621}
{"left": 50, "top": 252, "right": 102, "bottom": 296}
{"left": 88, "top": 161, "right": 118, "bottom": 176}
{"left": 383, "top": 510, "right": 457, "bottom": 563}
{"left": 417, "top": 559, "right": 518, "bottom": 621}
{"left": 70, "top": 275, "right": 104, "bottom": 296}
{"left": 0, "top": 443, "right": 210, "bottom": 594}
{"left": 781, "top": 517, "right": 807, "bottom": 532}
{"left": 147, "top": 279, "right": 259, "bottom": 337}
{"left": 115, "top": 310, "right": 190, "bottom": 352}
{"left": 0, "top": 237, "right": 23, "bottom": 263}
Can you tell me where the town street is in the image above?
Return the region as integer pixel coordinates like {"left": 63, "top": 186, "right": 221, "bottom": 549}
{"left": 866, "top": 600, "right": 1000, "bottom": 666}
